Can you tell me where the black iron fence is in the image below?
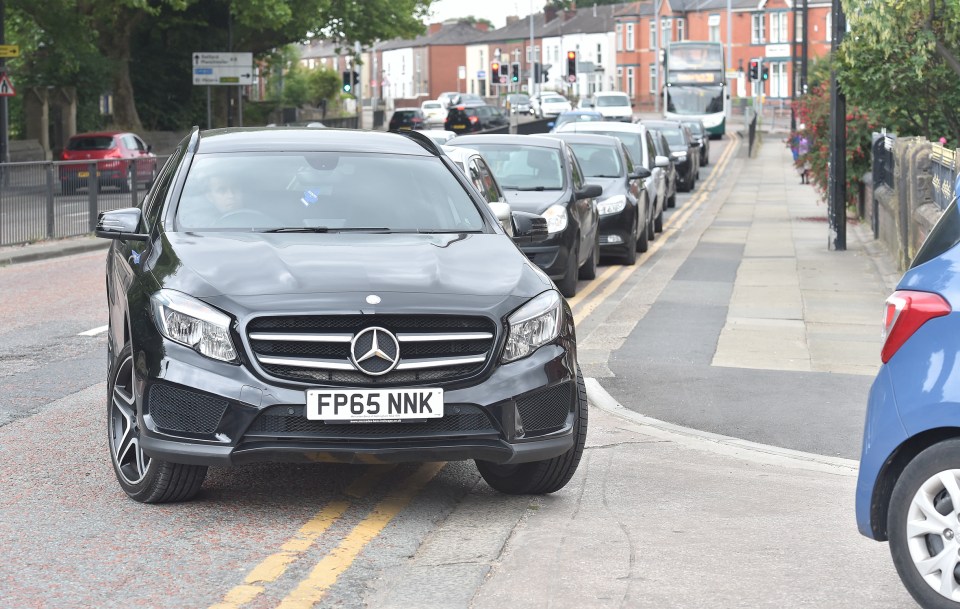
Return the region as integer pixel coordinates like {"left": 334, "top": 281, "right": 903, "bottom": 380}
{"left": 0, "top": 157, "right": 167, "bottom": 247}
{"left": 930, "top": 142, "right": 957, "bottom": 211}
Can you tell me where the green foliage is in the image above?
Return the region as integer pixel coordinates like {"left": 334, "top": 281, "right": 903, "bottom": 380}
{"left": 839, "top": 0, "right": 960, "bottom": 142}
{"left": 791, "top": 76, "right": 877, "bottom": 208}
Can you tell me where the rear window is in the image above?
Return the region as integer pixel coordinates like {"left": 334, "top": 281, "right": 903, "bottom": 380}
{"left": 912, "top": 197, "right": 960, "bottom": 268}
{"left": 393, "top": 110, "right": 417, "bottom": 118}
{"left": 176, "top": 152, "right": 485, "bottom": 232}
{"left": 543, "top": 96, "right": 566, "bottom": 104}
{"left": 422, "top": 102, "right": 441, "bottom": 109}
{"left": 67, "top": 136, "right": 116, "bottom": 151}
{"left": 463, "top": 144, "right": 565, "bottom": 191}
{"left": 568, "top": 143, "right": 623, "bottom": 178}
{"left": 596, "top": 95, "right": 630, "bottom": 107}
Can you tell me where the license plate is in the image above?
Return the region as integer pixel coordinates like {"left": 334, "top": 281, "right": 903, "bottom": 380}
{"left": 398, "top": 126, "right": 411, "bottom": 131}
{"left": 78, "top": 171, "right": 89, "bottom": 178}
{"left": 453, "top": 124, "right": 466, "bottom": 130}
{"left": 306, "top": 388, "right": 443, "bottom": 422}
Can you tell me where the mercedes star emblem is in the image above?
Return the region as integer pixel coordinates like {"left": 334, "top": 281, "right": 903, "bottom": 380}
{"left": 349, "top": 327, "right": 400, "bottom": 376}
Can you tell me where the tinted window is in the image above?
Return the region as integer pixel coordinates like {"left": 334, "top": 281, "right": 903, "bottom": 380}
{"left": 394, "top": 110, "right": 417, "bottom": 119}
{"left": 621, "top": 144, "right": 635, "bottom": 173}
{"left": 644, "top": 133, "right": 656, "bottom": 167}
{"left": 568, "top": 143, "right": 623, "bottom": 178}
{"left": 567, "top": 147, "right": 584, "bottom": 190}
{"left": 596, "top": 95, "right": 630, "bottom": 107}
{"left": 68, "top": 136, "right": 116, "bottom": 151}
{"left": 143, "top": 148, "right": 184, "bottom": 231}
{"left": 465, "top": 144, "right": 565, "bottom": 191}
{"left": 176, "top": 153, "right": 484, "bottom": 232}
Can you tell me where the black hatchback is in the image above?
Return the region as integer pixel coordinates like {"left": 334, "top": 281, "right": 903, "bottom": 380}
{"left": 444, "top": 104, "right": 508, "bottom": 133}
{"left": 388, "top": 108, "right": 426, "bottom": 131}
{"left": 94, "top": 127, "right": 587, "bottom": 503}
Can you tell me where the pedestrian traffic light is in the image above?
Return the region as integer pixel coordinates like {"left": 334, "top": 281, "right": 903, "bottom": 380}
{"left": 748, "top": 59, "right": 759, "bottom": 81}
{"left": 511, "top": 62, "right": 520, "bottom": 82}
{"left": 761, "top": 66, "right": 769, "bottom": 81}
{"left": 566, "top": 50, "right": 577, "bottom": 79}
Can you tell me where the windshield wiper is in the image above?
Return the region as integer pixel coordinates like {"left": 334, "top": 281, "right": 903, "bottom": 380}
{"left": 261, "top": 227, "right": 392, "bottom": 233}
{"left": 591, "top": 175, "right": 621, "bottom": 178}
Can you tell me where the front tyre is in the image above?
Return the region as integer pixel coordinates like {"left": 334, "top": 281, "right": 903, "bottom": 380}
{"left": 108, "top": 344, "right": 207, "bottom": 503}
{"left": 888, "top": 440, "right": 960, "bottom": 609}
{"left": 476, "top": 369, "right": 588, "bottom": 495}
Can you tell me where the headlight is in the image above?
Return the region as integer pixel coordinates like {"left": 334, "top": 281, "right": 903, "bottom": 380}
{"left": 672, "top": 152, "right": 687, "bottom": 161}
{"left": 150, "top": 289, "right": 238, "bottom": 362}
{"left": 541, "top": 204, "right": 568, "bottom": 234}
{"left": 502, "top": 290, "right": 563, "bottom": 363}
{"left": 597, "top": 195, "right": 627, "bottom": 216}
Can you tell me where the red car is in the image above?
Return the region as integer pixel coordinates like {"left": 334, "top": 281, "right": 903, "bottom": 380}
{"left": 59, "top": 131, "right": 157, "bottom": 195}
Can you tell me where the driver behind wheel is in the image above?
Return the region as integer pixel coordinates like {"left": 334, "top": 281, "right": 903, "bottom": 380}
{"left": 179, "top": 173, "right": 249, "bottom": 228}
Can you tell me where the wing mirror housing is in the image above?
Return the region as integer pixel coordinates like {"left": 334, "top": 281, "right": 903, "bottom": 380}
{"left": 655, "top": 155, "right": 671, "bottom": 169}
{"left": 489, "top": 201, "right": 514, "bottom": 236}
{"left": 511, "top": 211, "right": 549, "bottom": 244}
{"left": 575, "top": 184, "right": 603, "bottom": 200}
{"left": 631, "top": 167, "right": 652, "bottom": 180}
{"left": 95, "top": 208, "right": 149, "bottom": 241}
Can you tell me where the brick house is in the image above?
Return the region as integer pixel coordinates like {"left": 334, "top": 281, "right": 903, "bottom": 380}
{"left": 615, "top": 0, "right": 832, "bottom": 109}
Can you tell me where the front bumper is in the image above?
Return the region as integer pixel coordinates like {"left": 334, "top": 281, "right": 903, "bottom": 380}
{"left": 136, "top": 339, "right": 579, "bottom": 467}
{"left": 519, "top": 229, "right": 574, "bottom": 280}
{"left": 598, "top": 207, "right": 636, "bottom": 253}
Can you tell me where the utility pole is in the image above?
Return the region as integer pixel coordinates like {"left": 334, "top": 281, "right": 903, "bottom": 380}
{"left": 528, "top": 2, "right": 535, "bottom": 98}
{"left": 0, "top": 0, "right": 8, "bottom": 166}
{"left": 653, "top": 0, "right": 660, "bottom": 113}
{"left": 801, "top": 0, "right": 809, "bottom": 94}
{"left": 828, "top": 0, "right": 846, "bottom": 251}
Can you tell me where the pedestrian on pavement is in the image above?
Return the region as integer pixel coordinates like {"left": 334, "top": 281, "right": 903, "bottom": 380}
{"left": 796, "top": 124, "right": 811, "bottom": 185}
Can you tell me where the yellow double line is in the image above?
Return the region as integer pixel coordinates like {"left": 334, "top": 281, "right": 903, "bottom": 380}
{"left": 568, "top": 132, "right": 741, "bottom": 324}
{"left": 210, "top": 462, "right": 444, "bottom": 609}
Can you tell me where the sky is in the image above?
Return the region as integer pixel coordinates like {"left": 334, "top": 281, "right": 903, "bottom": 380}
{"left": 426, "top": 0, "right": 539, "bottom": 29}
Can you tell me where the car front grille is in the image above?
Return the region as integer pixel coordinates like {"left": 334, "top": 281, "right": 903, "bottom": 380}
{"left": 147, "top": 383, "right": 230, "bottom": 434}
{"left": 516, "top": 383, "right": 573, "bottom": 434}
{"left": 246, "top": 314, "right": 498, "bottom": 387}
{"left": 243, "top": 404, "right": 498, "bottom": 440}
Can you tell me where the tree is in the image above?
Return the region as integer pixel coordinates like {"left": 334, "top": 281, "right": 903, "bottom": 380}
{"left": 12, "top": 0, "right": 434, "bottom": 131}
{"left": 839, "top": 0, "right": 960, "bottom": 142}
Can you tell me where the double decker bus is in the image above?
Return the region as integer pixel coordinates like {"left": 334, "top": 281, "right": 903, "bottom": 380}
{"left": 663, "top": 41, "right": 728, "bottom": 137}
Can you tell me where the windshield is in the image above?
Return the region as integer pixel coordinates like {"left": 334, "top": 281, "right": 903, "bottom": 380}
{"left": 666, "top": 85, "right": 724, "bottom": 115}
{"left": 176, "top": 152, "right": 485, "bottom": 232}
{"left": 577, "top": 131, "right": 643, "bottom": 166}
{"left": 684, "top": 122, "right": 704, "bottom": 136}
{"left": 596, "top": 95, "right": 630, "bottom": 108}
{"left": 657, "top": 127, "right": 685, "bottom": 147}
{"left": 463, "top": 144, "right": 565, "bottom": 191}
{"left": 568, "top": 143, "right": 623, "bottom": 178}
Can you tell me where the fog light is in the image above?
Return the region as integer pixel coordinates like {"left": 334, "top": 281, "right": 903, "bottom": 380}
{"left": 604, "top": 234, "right": 623, "bottom": 244}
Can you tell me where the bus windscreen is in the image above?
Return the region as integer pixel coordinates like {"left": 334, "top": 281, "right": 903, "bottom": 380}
{"left": 667, "top": 45, "right": 724, "bottom": 71}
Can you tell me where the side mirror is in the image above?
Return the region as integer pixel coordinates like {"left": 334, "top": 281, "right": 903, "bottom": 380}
{"left": 631, "top": 167, "right": 652, "bottom": 180}
{"left": 655, "top": 155, "right": 670, "bottom": 169}
{"left": 147, "top": 144, "right": 153, "bottom": 153}
{"left": 96, "top": 208, "right": 149, "bottom": 241}
{"left": 489, "top": 201, "right": 514, "bottom": 236}
{"left": 511, "top": 211, "right": 549, "bottom": 244}
{"left": 575, "top": 184, "right": 603, "bottom": 200}
{"left": 692, "top": 140, "right": 702, "bottom": 148}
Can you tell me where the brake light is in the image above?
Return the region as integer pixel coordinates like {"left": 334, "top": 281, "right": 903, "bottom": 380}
{"left": 468, "top": 116, "right": 479, "bottom": 124}
{"left": 411, "top": 117, "right": 421, "bottom": 123}
{"left": 880, "top": 290, "right": 951, "bottom": 363}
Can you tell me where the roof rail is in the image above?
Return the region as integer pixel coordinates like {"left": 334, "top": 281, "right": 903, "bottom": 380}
{"left": 186, "top": 126, "right": 201, "bottom": 153}
{"left": 397, "top": 130, "right": 442, "bottom": 156}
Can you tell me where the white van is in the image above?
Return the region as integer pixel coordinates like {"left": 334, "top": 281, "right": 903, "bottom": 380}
{"left": 583, "top": 91, "right": 633, "bottom": 122}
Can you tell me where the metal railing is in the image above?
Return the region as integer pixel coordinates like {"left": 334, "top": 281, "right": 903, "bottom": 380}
{"left": 930, "top": 142, "right": 957, "bottom": 211}
{"left": 0, "top": 157, "right": 168, "bottom": 247}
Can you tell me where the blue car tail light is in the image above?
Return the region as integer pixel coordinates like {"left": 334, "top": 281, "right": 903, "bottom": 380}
{"left": 880, "top": 290, "right": 951, "bottom": 363}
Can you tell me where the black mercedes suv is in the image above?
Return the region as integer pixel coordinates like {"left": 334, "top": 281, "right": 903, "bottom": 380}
{"left": 95, "top": 127, "right": 586, "bottom": 503}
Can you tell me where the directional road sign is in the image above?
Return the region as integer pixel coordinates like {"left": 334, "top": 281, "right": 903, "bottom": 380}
{"left": 0, "top": 73, "right": 15, "bottom": 97}
{"left": 0, "top": 45, "right": 19, "bottom": 58}
{"left": 192, "top": 52, "right": 254, "bottom": 86}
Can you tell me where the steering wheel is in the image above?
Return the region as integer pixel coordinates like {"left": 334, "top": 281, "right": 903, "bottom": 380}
{"left": 213, "top": 209, "right": 274, "bottom": 228}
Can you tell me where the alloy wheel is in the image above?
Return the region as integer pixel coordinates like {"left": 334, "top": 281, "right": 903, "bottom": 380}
{"left": 906, "top": 469, "right": 960, "bottom": 601}
{"left": 109, "top": 354, "right": 150, "bottom": 485}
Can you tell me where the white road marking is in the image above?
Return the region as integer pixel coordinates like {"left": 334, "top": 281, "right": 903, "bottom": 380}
{"left": 78, "top": 325, "right": 108, "bottom": 336}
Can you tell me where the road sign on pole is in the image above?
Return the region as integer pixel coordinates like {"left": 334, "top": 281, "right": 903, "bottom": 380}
{"left": 0, "top": 45, "right": 19, "bottom": 58}
{"left": 0, "top": 73, "right": 15, "bottom": 97}
{"left": 192, "top": 52, "right": 254, "bottom": 86}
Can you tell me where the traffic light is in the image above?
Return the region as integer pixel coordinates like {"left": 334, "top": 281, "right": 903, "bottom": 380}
{"left": 761, "top": 66, "right": 769, "bottom": 81}
{"left": 748, "top": 59, "right": 759, "bottom": 81}
{"left": 342, "top": 71, "right": 352, "bottom": 93}
{"left": 566, "top": 50, "right": 577, "bottom": 81}
{"left": 499, "top": 62, "right": 508, "bottom": 78}
{"left": 491, "top": 62, "right": 500, "bottom": 80}
{"left": 511, "top": 62, "right": 520, "bottom": 83}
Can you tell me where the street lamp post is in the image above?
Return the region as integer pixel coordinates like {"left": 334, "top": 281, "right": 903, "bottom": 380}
{"left": 828, "top": 0, "right": 846, "bottom": 251}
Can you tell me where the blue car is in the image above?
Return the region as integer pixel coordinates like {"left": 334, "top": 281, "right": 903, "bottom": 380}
{"left": 857, "top": 187, "right": 960, "bottom": 607}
